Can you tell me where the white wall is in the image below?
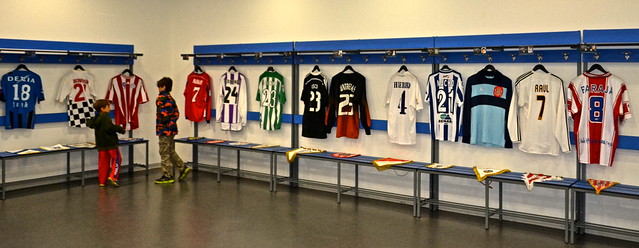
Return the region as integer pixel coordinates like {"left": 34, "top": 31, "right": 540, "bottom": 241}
{"left": 1, "top": 0, "right": 639, "bottom": 234}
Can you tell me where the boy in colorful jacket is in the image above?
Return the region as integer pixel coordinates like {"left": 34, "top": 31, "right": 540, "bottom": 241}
{"left": 155, "top": 77, "right": 191, "bottom": 184}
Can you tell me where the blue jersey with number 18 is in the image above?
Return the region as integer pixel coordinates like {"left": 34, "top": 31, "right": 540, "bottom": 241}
{"left": 425, "top": 68, "right": 464, "bottom": 142}
{"left": 0, "top": 69, "right": 45, "bottom": 129}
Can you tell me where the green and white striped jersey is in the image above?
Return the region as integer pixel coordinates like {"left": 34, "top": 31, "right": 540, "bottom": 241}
{"left": 256, "top": 70, "right": 286, "bottom": 130}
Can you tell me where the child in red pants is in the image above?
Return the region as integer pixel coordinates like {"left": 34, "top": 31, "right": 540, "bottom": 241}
{"left": 87, "top": 99, "right": 126, "bottom": 187}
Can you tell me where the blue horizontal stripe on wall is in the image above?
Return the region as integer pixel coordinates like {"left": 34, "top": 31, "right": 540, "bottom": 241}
{"left": 583, "top": 29, "right": 639, "bottom": 44}
{"left": 0, "top": 38, "right": 134, "bottom": 53}
{"left": 194, "top": 42, "right": 294, "bottom": 54}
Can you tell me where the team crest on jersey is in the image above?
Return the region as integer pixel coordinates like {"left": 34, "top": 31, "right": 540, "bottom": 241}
{"left": 493, "top": 86, "right": 504, "bottom": 98}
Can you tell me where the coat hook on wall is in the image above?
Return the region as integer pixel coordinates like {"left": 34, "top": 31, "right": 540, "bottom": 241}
{"left": 363, "top": 56, "right": 368, "bottom": 63}
{"left": 511, "top": 53, "right": 517, "bottom": 62}
{"left": 624, "top": 51, "right": 631, "bottom": 61}
{"left": 537, "top": 53, "right": 543, "bottom": 63}
{"left": 207, "top": 58, "right": 212, "bottom": 64}
{"left": 442, "top": 55, "right": 447, "bottom": 64}
{"left": 0, "top": 55, "right": 3, "bottom": 62}
{"left": 420, "top": 55, "right": 426, "bottom": 63}
{"left": 231, "top": 58, "right": 235, "bottom": 64}
{"left": 331, "top": 57, "right": 335, "bottom": 63}
{"left": 464, "top": 54, "right": 469, "bottom": 62}
{"left": 401, "top": 56, "right": 406, "bottom": 64}
{"left": 563, "top": 52, "right": 569, "bottom": 61}
{"left": 594, "top": 53, "right": 600, "bottom": 61}
{"left": 487, "top": 55, "right": 493, "bottom": 63}
{"left": 268, "top": 58, "right": 273, "bottom": 64}
{"left": 314, "top": 57, "right": 319, "bottom": 64}
{"left": 39, "top": 56, "right": 45, "bottom": 62}
{"left": 346, "top": 56, "right": 351, "bottom": 64}
{"left": 383, "top": 56, "right": 387, "bottom": 63}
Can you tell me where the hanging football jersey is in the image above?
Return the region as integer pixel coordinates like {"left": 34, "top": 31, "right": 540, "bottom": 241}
{"left": 507, "top": 69, "right": 571, "bottom": 155}
{"left": 184, "top": 71, "right": 212, "bottom": 123}
{"left": 462, "top": 66, "right": 514, "bottom": 148}
{"left": 567, "top": 71, "right": 631, "bottom": 166}
{"left": 301, "top": 70, "right": 329, "bottom": 139}
{"left": 425, "top": 67, "right": 464, "bottom": 142}
{"left": 105, "top": 73, "right": 149, "bottom": 131}
{"left": 326, "top": 67, "right": 371, "bottom": 139}
{"left": 56, "top": 68, "right": 98, "bottom": 128}
{"left": 0, "top": 67, "right": 45, "bottom": 129}
{"left": 256, "top": 69, "right": 286, "bottom": 131}
{"left": 216, "top": 70, "right": 248, "bottom": 131}
{"left": 385, "top": 70, "right": 423, "bottom": 145}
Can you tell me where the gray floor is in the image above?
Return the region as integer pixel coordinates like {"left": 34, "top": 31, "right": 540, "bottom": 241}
{"left": 0, "top": 170, "right": 636, "bottom": 248}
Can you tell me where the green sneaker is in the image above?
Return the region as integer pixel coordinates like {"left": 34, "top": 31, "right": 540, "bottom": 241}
{"left": 179, "top": 167, "right": 192, "bottom": 181}
{"left": 154, "top": 175, "right": 175, "bottom": 184}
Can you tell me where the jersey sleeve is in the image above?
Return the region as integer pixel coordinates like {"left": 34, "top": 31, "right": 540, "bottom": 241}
{"left": 555, "top": 78, "right": 572, "bottom": 153}
{"left": 239, "top": 74, "right": 248, "bottom": 126}
{"left": 619, "top": 84, "right": 632, "bottom": 121}
{"left": 56, "top": 73, "right": 72, "bottom": 103}
{"left": 36, "top": 74, "right": 45, "bottom": 103}
{"left": 279, "top": 75, "right": 286, "bottom": 104}
{"left": 507, "top": 81, "right": 521, "bottom": 143}
{"left": 215, "top": 75, "right": 224, "bottom": 122}
{"left": 205, "top": 75, "right": 212, "bottom": 122}
{"left": 87, "top": 74, "right": 98, "bottom": 99}
{"left": 137, "top": 78, "right": 149, "bottom": 104}
{"left": 359, "top": 75, "right": 372, "bottom": 135}
{"left": 566, "top": 79, "right": 581, "bottom": 118}
{"left": 105, "top": 78, "right": 116, "bottom": 102}
{"left": 325, "top": 75, "right": 338, "bottom": 134}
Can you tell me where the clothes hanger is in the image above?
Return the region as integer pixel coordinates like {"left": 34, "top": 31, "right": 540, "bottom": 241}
{"left": 267, "top": 66, "right": 275, "bottom": 72}
{"left": 194, "top": 65, "right": 203, "bottom": 74}
{"left": 74, "top": 64, "right": 85, "bottom": 71}
{"left": 312, "top": 64, "right": 321, "bottom": 73}
{"left": 121, "top": 68, "right": 133, "bottom": 76}
{"left": 15, "top": 64, "right": 30, "bottom": 71}
{"left": 482, "top": 64, "right": 496, "bottom": 72}
{"left": 342, "top": 65, "right": 355, "bottom": 73}
{"left": 398, "top": 65, "right": 409, "bottom": 73}
{"left": 228, "top": 66, "right": 237, "bottom": 72}
{"left": 440, "top": 64, "right": 451, "bottom": 71}
{"left": 532, "top": 64, "right": 549, "bottom": 73}
{"left": 586, "top": 63, "right": 607, "bottom": 74}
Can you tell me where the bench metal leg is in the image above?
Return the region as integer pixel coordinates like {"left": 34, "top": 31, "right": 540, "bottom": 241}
{"left": 565, "top": 188, "right": 570, "bottom": 243}
{"left": 570, "top": 189, "right": 576, "bottom": 244}
{"left": 236, "top": 150, "right": 241, "bottom": 177}
{"left": 2, "top": 159, "right": 5, "bottom": 200}
{"left": 216, "top": 147, "right": 221, "bottom": 183}
{"left": 414, "top": 170, "right": 420, "bottom": 217}
{"left": 81, "top": 150, "right": 86, "bottom": 186}
{"left": 269, "top": 153, "right": 274, "bottom": 192}
{"left": 66, "top": 152, "right": 71, "bottom": 183}
{"left": 485, "top": 180, "right": 490, "bottom": 230}
{"left": 499, "top": 182, "right": 503, "bottom": 221}
{"left": 145, "top": 142, "right": 149, "bottom": 176}
{"left": 274, "top": 154, "right": 278, "bottom": 192}
{"left": 355, "top": 164, "right": 359, "bottom": 198}
{"left": 337, "top": 162, "right": 342, "bottom": 204}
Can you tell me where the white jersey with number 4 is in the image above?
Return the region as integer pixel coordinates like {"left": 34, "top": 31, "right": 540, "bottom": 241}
{"left": 567, "top": 72, "right": 631, "bottom": 167}
{"left": 384, "top": 71, "right": 423, "bottom": 145}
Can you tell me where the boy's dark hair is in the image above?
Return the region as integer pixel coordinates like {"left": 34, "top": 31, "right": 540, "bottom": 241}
{"left": 93, "top": 99, "right": 110, "bottom": 112}
{"left": 157, "top": 77, "right": 173, "bottom": 92}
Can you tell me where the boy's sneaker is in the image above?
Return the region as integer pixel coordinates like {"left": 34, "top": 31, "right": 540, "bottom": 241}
{"left": 179, "top": 167, "right": 192, "bottom": 181}
{"left": 155, "top": 175, "right": 175, "bottom": 184}
{"left": 99, "top": 184, "right": 105, "bottom": 187}
{"left": 107, "top": 177, "right": 120, "bottom": 187}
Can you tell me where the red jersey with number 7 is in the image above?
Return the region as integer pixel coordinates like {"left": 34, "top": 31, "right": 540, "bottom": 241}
{"left": 567, "top": 72, "right": 631, "bottom": 167}
{"left": 183, "top": 71, "right": 212, "bottom": 123}
{"left": 105, "top": 74, "right": 149, "bottom": 130}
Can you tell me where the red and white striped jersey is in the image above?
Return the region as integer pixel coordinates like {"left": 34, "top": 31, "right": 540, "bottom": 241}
{"left": 216, "top": 71, "right": 247, "bottom": 131}
{"left": 105, "top": 74, "right": 149, "bottom": 130}
{"left": 567, "top": 72, "right": 631, "bottom": 167}
{"left": 183, "top": 71, "right": 212, "bottom": 123}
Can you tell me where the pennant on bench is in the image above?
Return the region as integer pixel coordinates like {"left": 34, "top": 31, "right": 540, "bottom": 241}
{"left": 587, "top": 179, "right": 619, "bottom": 195}
{"left": 522, "top": 173, "right": 563, "bottom": 191}
{"left": 372, "top": 158, "right": 413, "bottom": 171}
{"left": 250, "top": 144, "right": 280, "bottom": 149}
{"left": 228, "top": 142, "right": 250, "bottom": 146}
{"left": 426, "top": 163, "right": 454, "bottom": 169}
{"left": 473, "top": 166, "right": 510, "bottom": 181}
{"left": 286, "top": 147, "right": 326, "bottom": 163}
{"left": 205, "top": 139, "right": 226, "bottom": 144}
{"left": 332, "top": 152, "right": 361, "bottom": 158}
